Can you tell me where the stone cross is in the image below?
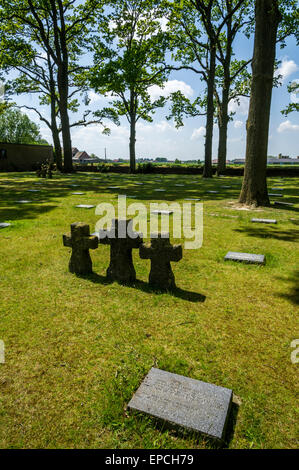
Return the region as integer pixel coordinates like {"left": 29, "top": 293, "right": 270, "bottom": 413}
{"left": 139, "top": 232, "right": 182, "bottom": 290}
{"left": 99, "top": 218, "right": 143, "bottom": 283}
{"left": 63, "top": 222, "right": 98, "bottom": 274}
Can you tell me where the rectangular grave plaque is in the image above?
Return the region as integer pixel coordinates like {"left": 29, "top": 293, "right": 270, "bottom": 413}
{"left": 274, "top": 201, "right": 293, "bottom": 207}
{"left": 224, "top": 251, "right": 265, "bottom": 265}
{"left": 251, "top": 218, "right": 277, "bottom": 224}
{"left": 75, "top": 204, "right": 95, "bottom": 209}
{"left": 151, "top": 210, "right": 174, "bottom": 215}
{"left": 128, "top": 368, "right": 233, "bottom": 441}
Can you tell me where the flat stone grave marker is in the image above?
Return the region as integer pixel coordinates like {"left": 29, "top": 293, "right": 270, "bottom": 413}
{"left": 251, "top": 218, "right": 277, "bottom": 224}
{"left": 128, "top": 367, "right": 233, "bottom": 441}
{"left": 224, "top": 251, "right": 265, "bottom": 265}
{"left": 269, "top": 193, "right": 283, "bottom": 198}
{"left": 207, "top": 191, "right": 219, "bottom": 194}
{"left": 184, "top": 198, "right": 201, "bottom": 201}
{"left": 274, "top": 201, "right": 293, "bottom": 207}
{"left": 16, "top": 200, "right": 32, "bottom": 204}
{"left": 154, "top": 189, "right": 166, "bottom": 192}
{"left": 107, "top": 186, "right": 120, "bottom": 189}
{"left": 72, "top": 192, "right": 85, "bottom": 195}
{"left": 134, "top": 182, "right": 144, "bottom": 185}
{"left": 0, "top": 223, "right": 11, "bottom": 229}
{"left": 70, "top": 184, "right": 79, "bottom": 188}
{"left": 221, "top": 186, "right": 231, "bottom": 189}
{"left": 175, "top": 184, "right": 184, "bottom": 187}
{"left": 27, "top": 189, "right": 40, "bottom": 193}
{"left": 151, "top": 210, "right": 174, "bottom": 215}
{"left": 75, "top": 204, "right": 95, "bottom": 209}
{"left": 271, "top": 188, "right": 283, "bottom": 190}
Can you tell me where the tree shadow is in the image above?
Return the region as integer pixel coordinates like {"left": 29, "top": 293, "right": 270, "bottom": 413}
{"left": 276, "top": 270, "right": 299, "bottom": 305}
{"left": 234, "top": 226, "right": 299, "bottom": 243}
{"left": 272, "top": 203, "right": 299, "bottom": 213}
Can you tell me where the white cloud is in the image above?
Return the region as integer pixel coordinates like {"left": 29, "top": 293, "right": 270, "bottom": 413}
{"left": 277, "top": 120, "right": 299, "bottom": 133}
{"left": 228, "top": 96, "right": 250, "bottom": 116}
{"left": 191, "top": 127, "right": 205, "bottom": 140}
{"left": 234, "top": 120, "right": 243, "bottom": 129}
{"left": 275, "top": 59, "right": 298, "bottom": 83}
{"left": 148, "top": 80, "right": 194, "bottom": 101}
{"left": 88, "top": 91, "right": 103, "bottom": 105}
{"left": 137, "top": 120, "right": 178, "bottom": 134}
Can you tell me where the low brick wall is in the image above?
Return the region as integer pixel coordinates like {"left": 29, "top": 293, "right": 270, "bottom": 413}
{"left": 0, "top": 142, "right": 53, "bottom": 171}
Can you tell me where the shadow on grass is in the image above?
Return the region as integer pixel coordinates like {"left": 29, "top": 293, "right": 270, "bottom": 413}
{"left": 76, "top": 272, "right": 206, "bottom": 303}
{"left": 225, "top": 401, "right": 240, "bottom": 447}
{"left": 234, "top": 226, "right": 299, "bottom": 242}
{"left": 133, "top": 280, "right": 206, "bottom": 303}
{"left": 276, "top": 270, "right": 299, "bottom": 305}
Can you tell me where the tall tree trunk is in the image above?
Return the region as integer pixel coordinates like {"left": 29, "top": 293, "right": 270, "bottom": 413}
{"left": 129, "top": 89, "right": 136, "bottom": 173}
{"left": 49, "top": 71, "right": 62, "bottom": 171}
{"left": 58, "top": 70, "right": 73, "bottom": 173}
{"left": 203, "top": 44, "right": 216, "bottom": 178}
{"left": 239, "top": 0, "right": 281, "bottom": 206}
{"left": 52, "top": 123, "right": 62, "bottom": 170}
{"left": 129, "top": 117, "right": 136, "bottom": 173}
{"left": 217, "top": 86, "right": 229, "bottom": 175}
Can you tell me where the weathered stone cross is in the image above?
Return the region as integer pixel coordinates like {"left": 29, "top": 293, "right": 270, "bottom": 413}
{"left": 63, "top": 222, "right": 98, "bottom": 274}
{"left": 99, "top": 218, "right": 143, "bottom": 283}
{"left": 139, "top": 232, "right": 182, "bottom": 290}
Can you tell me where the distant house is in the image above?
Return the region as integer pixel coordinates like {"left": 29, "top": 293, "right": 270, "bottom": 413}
{"left": 72, "top": 149, "right": 99, "bottom": 164}
{"left": 268, "top": 157, "right": 299, "bottom": 165}
{"left": 72, "top": 147, "right": 79, "bottom": 157}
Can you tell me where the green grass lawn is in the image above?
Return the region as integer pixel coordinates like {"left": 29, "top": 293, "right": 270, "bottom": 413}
{"left": 0, "top": 171, "right": 298, "bottom": 449}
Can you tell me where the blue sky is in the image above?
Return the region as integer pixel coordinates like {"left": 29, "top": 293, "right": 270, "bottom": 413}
{"left": 11, "top": 21, "right": 299, "bottom": 162}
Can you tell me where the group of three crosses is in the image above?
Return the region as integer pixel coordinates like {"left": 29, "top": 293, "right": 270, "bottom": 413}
{"left": 63, "top": 219, "right": 183, "bottom": 290}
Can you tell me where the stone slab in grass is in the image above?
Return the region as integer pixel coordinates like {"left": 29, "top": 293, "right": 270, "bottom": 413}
{"left": 274, "top": 201, "right": 294, "bottom": 207}
{"left": 151, "top": 210, "right": 174, "bottom": 215}
{"left": 251, "top": 218, "right": 277, "bottom": 224}
{"left": 107, "top": 186, "right": 120, "bottom": 189}
{"left": 128, "top": 367, "right": 233, "bottom": 441}
{"left": 221, "top": 186, "right": 232, "bottom": 189}
{"left": 175, "top": 184, "right": 184, "bottom": 187}
{"left": 224, "top": 251, "right": 265, "bottom": 265}
{"left": 207, "top": 191, "right": 219, "bottom": 194}
{"left": 72, "top": 192, "right": 85, "bottom": 195}
{"left": 184, "top": 198, "right": 201, "bottom": 201}
{"left": 0, "top": 223, "right": 11, "bottom": 229}
{"left": 269, "top": 193, "right": 283, "bottom": 198}
{"left": 134, "top": 182, "right": 144, "bottom": 185}
{"left": 27, "top": 189, "right": 40, "bottom": 193}
{"left": 75, "top": 204, "right": 95, "bottom": 209}
{"left": 16, "top": 200, "right": 32, "bottom": 204}
{"left": 154, "top": 189, "right": 166, "bottom": 192}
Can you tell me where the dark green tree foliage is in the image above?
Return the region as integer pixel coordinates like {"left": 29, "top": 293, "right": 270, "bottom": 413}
{"left": 282, "top": 81, "right": 299, "bottom": 116}
{"left": 0, "top": 0, "right": 102, "bottom": 172}
{"left": 89, "top": 0, "right": 170, "bottom": 173}
{"left": 0, "top": 107, "right": 47, "bottom": 144}
{"left": 165, "top": 0, "right": 249, "bottom": 177}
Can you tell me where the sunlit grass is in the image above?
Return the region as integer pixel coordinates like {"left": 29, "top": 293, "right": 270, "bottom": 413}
{"left": 0, "top": 171, "right": 298, "bottom": 449}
